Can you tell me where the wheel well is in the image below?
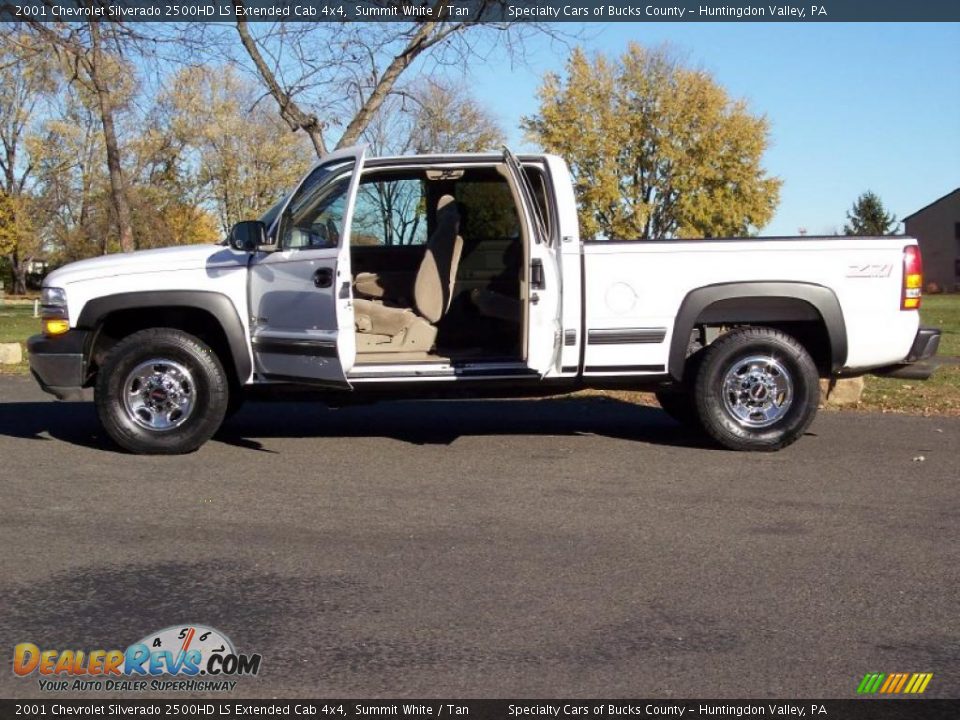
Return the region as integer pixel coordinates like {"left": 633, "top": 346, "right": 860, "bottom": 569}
{"left": 670, "top": 283, "right": 847, "bottom": 382}
{"left": 682, "top": 297, "right": 833, "bottom": 379}
{"left": 88, "top": 307, "right": 239, "bottom": 388}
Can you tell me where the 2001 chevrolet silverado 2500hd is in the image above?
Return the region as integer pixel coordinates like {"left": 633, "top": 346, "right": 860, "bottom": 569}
{"left": 28, "top": 147, "right": 940, "bottom": 454}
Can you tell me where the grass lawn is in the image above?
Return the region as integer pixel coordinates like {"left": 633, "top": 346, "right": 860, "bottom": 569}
{"left": 0, "top": 303, "right": 37, "bottom": 375}
{"left": 913, "top": 294, "right": 960, "bottom": 356}
{"left": 861, "top": 365, "right": 960, "bottom": 415}
{"left": 1, "top": 294, "right": 959, "bottom": 413}
{"left": 859, "top": 294, "right": 960, "bottom": 415}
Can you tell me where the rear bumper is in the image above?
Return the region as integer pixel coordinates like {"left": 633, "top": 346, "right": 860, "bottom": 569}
{"left": 871, "top": 327, "right": 942, "bottom": 380}
{"left": 27, "top": 331, "right": 90, "bottom": 400}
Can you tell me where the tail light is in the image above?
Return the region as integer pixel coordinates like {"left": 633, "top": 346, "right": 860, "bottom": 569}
{"left": 901, "top": 245, "right": 923, "bottom": 310}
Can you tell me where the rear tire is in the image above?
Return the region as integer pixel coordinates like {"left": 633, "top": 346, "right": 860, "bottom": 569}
{"left": 95, "top": 328, "right": 229, "bottom": 454}
{"left": 694, "top": 327, "right": 819, "bottom": 451}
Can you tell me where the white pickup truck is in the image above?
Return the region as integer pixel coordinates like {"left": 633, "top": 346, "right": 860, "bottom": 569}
{"left": 28, "top": 147, "right": 940, "bottom": 454}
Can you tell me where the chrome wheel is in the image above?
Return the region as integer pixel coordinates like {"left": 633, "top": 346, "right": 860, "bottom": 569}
{"left": 122, "top": 359, "right": 196, "bottom": 431}
{"left": 721, "top": 355, "right": 793, "bottom": 428}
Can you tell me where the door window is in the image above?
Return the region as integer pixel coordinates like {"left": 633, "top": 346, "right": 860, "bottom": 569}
{"left": 281, "top": 161, "right": 353, "bottom": 250}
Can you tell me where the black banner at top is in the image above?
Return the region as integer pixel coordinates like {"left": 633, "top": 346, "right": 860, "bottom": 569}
{"left": 2, "top": 0, "right": 960, "bottom": 23}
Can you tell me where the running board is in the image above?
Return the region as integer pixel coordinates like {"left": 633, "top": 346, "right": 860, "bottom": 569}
{"left": 349, "top": 363, "right": 537, "bottom": 381}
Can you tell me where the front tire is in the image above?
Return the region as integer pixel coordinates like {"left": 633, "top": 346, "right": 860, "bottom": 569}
{"left": 694, "top": 327, "right": 820, "bottom": 451}
{"left": 95, "top": 328, "right": 229, "bottom": 454}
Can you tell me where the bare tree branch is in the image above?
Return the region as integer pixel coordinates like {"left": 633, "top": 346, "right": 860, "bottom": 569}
{"left": 224, "top": 9, "right": 577, "bottom": 157}
{"left": 234, "top": 7, "right": 328, "bottom": 156}
{"left": 337, "top": 12, "right": 472, "bottom": 149}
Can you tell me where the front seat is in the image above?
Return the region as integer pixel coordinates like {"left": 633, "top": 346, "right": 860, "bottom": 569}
{"left": 353, "top": 195, "right": 463, "bottom": 353}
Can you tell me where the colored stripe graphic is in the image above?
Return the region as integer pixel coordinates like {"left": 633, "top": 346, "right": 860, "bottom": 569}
{"left": 857, "top": 673, "right": 884, "bottom": 694}
{"left": 857, "top": 672, "right": 933, "bottom": 694}
{"left": 883, "top": 673, "right": 908, "bottom": 693}
{"left": 893, "top": 673, "right": 909, "bottom": 693}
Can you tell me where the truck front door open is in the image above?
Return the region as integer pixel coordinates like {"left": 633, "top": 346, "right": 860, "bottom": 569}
{"left": 247, "top": 146, "right": 365, "bottom": 386}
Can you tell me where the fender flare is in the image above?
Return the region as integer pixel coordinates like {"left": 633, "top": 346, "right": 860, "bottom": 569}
{"left": 76, "top": 290, "right": 252, "bottom": 384}
{"left": 669, "top": 281, "right": 847, "bottom": 381}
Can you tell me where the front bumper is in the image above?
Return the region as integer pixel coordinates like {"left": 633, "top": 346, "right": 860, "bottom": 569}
{"left": 27, "top": 330, "right": 90, "bottom": 400}
{"left": 872, "top": 327, "right": 942, "bottom": 380}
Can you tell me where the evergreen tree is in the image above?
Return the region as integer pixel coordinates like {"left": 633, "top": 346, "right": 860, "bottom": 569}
{"left": 844, "top": 191, "right": 899, "bottom": 235}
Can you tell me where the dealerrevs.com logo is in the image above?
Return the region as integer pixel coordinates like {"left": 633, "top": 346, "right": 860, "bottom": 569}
{"left": 13, "top": 625, "right": 261, "bottom": 692}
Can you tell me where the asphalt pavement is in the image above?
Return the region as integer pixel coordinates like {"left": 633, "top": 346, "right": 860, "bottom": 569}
{"left": 0, "top": 375, "right": 957, "bottom": 699}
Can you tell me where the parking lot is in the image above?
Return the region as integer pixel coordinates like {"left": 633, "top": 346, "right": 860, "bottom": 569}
{"left": 0, "top": 374, "right": 957, "bottom": 698}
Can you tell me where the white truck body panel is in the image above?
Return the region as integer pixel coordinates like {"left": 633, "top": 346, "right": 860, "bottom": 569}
{"left": 580, "top": 238, "right": 917, "bottom": 374}
{"left": 47, "top": 245, "right": 255, "bottom": 381}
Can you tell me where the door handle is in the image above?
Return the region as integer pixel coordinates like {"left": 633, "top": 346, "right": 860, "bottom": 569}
{"left": 313, "top": 268, "right": 333, "bottom": 288}
{"left": 531, "top": 259, "right": 545, "bottom": 290}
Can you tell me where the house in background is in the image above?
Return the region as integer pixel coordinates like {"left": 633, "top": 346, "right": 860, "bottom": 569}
{"left": 904, "top": 188, "right": 960, "bottom": 292}
{"left": 26, "top": 258, "right": 49, "bottom": 275}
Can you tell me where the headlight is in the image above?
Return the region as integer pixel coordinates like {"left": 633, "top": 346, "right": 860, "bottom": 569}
{"left": 41, "top": 286, "right": 69, "bottom": 335}
{"left": 41, "top": 287, "right": 67, "bottom": 307}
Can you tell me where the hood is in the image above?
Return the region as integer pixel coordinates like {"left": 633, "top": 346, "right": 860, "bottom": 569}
{"left": 45, "top": 245, "right": 247, "bottom": 286}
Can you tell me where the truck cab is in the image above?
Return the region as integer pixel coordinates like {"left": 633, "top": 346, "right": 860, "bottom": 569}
{"left": 238, "top": 146, "right": 568, "bottom": 387}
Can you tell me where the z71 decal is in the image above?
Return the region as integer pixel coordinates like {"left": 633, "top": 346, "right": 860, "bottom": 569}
{"left": 846, "top": 264, "right": 893, "bottom": 278}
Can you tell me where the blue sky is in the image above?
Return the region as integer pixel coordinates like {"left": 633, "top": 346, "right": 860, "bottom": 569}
{"left": 465, "top": 22, "right": 960, "bottom": 236}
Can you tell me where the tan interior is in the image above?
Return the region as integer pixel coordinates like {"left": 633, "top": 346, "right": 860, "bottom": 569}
{"left": 353, "top": 195, "right": 463, "bottom": 353}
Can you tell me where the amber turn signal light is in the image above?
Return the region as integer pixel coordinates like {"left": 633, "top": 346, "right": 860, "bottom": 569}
{"left": 43, "top": 318, "right": 70, "bottom": 336}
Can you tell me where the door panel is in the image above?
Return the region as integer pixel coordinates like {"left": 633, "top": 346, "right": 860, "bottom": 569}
{"left": 248, "top": 146, "right": 365, "bottom": 385}
{"left": 502, "top": 149, "right": 562, "bottom": 376}
{"left": 526, "top": 234, "right": 562, "bottom": 375}
{"left": 249, "top": 251, "right": 343, "bottom": 380}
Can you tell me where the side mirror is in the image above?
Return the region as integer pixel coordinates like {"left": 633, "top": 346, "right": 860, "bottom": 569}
{"left": 228, "top": 220, "right": 267, "bottom": 252}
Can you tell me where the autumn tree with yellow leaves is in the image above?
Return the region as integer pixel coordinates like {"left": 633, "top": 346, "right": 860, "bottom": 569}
{"left": 153, "top": 65, "right": 311, "bottom": 236}
{"left": 0, "top": 33, "right": 57, "bottom": 293}
{"left": 524, "top": 45, "right": 782, "bottom": 240}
